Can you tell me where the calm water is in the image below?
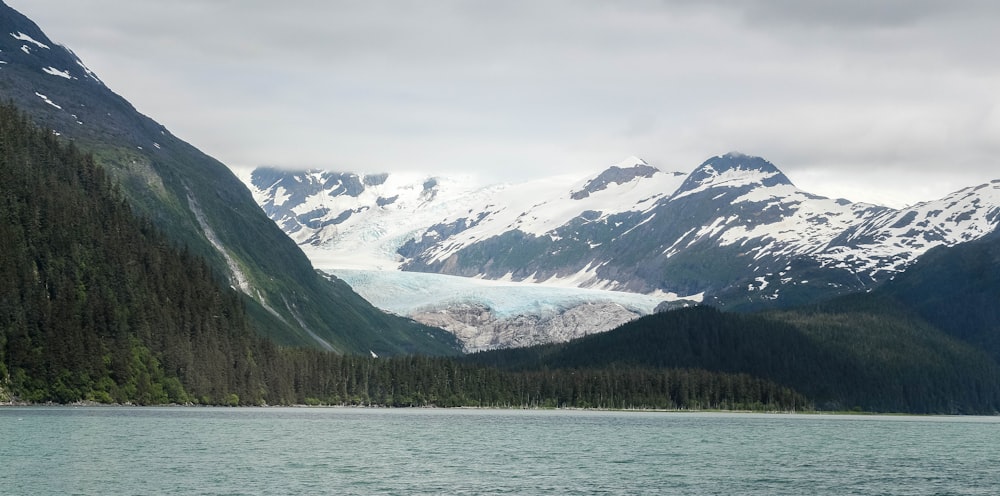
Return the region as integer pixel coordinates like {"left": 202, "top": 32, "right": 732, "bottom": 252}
{"left": 2, "top": 407, "right": 998, "bottom": 495}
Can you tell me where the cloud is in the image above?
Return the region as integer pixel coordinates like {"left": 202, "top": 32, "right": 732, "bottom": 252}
{"left": 669, "top": 0, "right": 998, "bottom": 29}
{"left": 8, "top": 0, "right": 1000, "bottom": 206}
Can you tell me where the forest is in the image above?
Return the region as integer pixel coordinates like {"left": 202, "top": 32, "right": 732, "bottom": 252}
{"left": 470, "top": 303, "right": 1000, "bottom": 414}
{"left": 0, "top": 103, "right": 805, "bottom": 411}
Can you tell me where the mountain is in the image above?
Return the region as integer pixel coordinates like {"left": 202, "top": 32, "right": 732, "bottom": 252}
{"left": 0, "top": 2, "right": 459, "bottom": 356}
{"left": 6, "top": 92, "right": 993, "bottom": 413}
{"left": 243, "top": 156, "right": 688, "bottom": 274}
{"left": 396, "top": 153, "right": 999, "bottom": 306}
{"left": 245, "top": 152, "right": 1000, "bottom": 349}
{"left": 243, "top": 157, "right": 701, "bottom": 350}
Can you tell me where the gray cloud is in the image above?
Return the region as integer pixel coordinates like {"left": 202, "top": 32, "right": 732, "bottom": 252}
{"left": 670, "top": 0, "right": 997, "bottom": 28}
{"left": 8, "top": 0, "right": 1000, "bottom": 206}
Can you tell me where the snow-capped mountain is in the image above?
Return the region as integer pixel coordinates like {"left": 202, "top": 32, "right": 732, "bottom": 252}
{"left": 246, "top": 153, "right": 1000, "bottom": 299}
{"left": 244, "top": 152, "right": 1000, "bottom": 347}
{"left": 243, "top": 156, "right": 687, "bottom": 274}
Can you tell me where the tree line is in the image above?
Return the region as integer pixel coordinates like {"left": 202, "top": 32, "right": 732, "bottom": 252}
{"left": 470, "top": 304, "right": 1000, "bottom": 414}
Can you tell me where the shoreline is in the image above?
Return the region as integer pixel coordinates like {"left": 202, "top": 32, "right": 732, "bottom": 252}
{"left": 1, "top": 401, "right": 995, "bottom": 417}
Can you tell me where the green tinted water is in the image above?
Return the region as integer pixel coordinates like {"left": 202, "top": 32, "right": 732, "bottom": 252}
{"left": 2, "top": 407, "right": 998, "bottom": 495}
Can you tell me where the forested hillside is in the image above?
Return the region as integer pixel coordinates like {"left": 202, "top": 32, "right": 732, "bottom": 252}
{"left": 0, "top": 103, "right": 271, "bottom": 404}
{"left": 470, "top": 303, "right": 1000, "bottom": 414}
{"left": 875, "top": 231, "right": 1000, "bottom": 362}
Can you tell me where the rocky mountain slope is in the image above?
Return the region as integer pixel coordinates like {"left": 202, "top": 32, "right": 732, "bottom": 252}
{"left": 0, "top": 1, "right": 459, "bottom": 355}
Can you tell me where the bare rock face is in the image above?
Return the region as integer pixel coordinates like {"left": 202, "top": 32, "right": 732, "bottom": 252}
{"left": 411, "top": 302, "right": 643, "bottom": 353}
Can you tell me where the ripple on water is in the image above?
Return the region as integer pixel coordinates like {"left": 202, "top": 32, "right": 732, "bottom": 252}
{"left": 1, "top": 408, "right": 999, "bottom": 495}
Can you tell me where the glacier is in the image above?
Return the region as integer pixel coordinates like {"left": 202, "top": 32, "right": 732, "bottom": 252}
{"left": 330, "top": 269, "right": 681, "bottom": 319}
{"left": 329, "top": 269, "right": 697, "bottom": 352}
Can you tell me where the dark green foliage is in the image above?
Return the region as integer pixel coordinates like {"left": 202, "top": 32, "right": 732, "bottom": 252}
{"left": 875, "top": 232, "right": 1000, "bottom": 362}
{"left": 0, "top": 102, "right": 267, "bottom": 404}
{"left": 769, "top": 298, "right": 1000, "bottom": 413}
{"left": 242, "top": 351, "right": 809, "bottom": 410}
{"left": 471, "top": 305, "right": 1000, "bottom": 414}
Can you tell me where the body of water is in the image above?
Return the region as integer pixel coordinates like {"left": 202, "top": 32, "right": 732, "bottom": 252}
{"left": 2, "top": 407, "right": 998, "bottom": 495}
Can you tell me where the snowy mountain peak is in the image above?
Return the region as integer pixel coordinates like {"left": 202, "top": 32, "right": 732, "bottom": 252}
{"left": 570, "top": 157, "right": 667, "bottom": 200}
{"left": 613, "top": 155, "right": 649, "bottom": 168}
{"left": 672, "top": 152, "right": 793, "bottom": 199}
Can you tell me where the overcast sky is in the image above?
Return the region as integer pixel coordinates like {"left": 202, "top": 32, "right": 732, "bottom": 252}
{"left": 9, "top": 0, "right": 1000, "bottom": 206}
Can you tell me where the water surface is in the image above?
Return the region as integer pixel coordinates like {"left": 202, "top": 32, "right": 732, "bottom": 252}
{"left": 2, "top": 407, "right": 998, "bottom": 495}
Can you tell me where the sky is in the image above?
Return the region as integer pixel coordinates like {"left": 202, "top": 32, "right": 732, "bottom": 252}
{"left": 8, "top": 0, "right": 1000, "bottom": 207}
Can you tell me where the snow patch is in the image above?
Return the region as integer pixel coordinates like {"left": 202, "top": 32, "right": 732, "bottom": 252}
{"left": 34, "top": 92, "right": 61, "bottom": 109}
{"left": 75, "top": 59, "right": 102, "bottom": 84}
{"left": 42, "top": 66, "right": 72, "bottom": 79}
{"left": 11, "top": 32, "right": 49, "bottom": 49}
{"left": 673, "top": 166, "right": 779, "bottom": 200}
{"left": 272, "top": 186, "right": 291, "bottom": 207}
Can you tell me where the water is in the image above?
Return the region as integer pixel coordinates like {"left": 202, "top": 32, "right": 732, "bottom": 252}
{"left": 2, "top": 407, "right": 998, "bottom": 495}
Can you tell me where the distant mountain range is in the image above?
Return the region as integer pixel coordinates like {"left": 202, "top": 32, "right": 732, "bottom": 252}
{"left": 245, "top": 152, "right": 1000, "bottom": 348}
{"left": 248, "top": 154, "right": 1000, "bottom": 306}
{"left": 0, "top": 1, "right": 458, "bottom": 356}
